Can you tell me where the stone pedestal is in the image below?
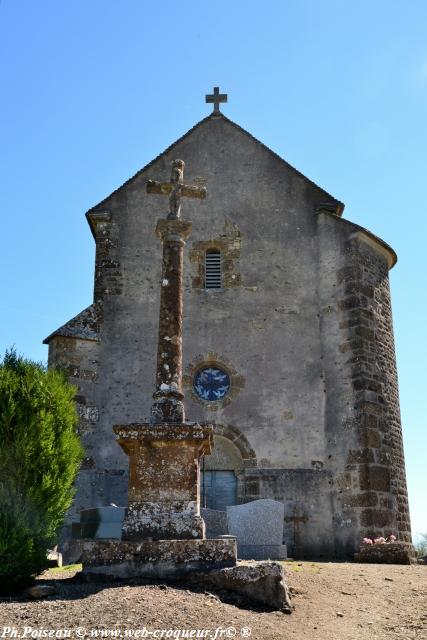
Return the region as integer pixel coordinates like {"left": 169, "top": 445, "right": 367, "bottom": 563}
{"left": 114, "top": 422, "right": 213, "bottom": 541}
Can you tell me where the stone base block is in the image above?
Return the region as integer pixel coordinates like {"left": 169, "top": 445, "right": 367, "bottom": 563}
{"left": 187, "top": 562, "right": 293, "bottom": 613}
{"left": 238, "top": 544, "right": 287, "bottom": 561}
{"left": 354, "top": 542, "right": 417, "bottom": 564}
{"left": 122, "top": 503, "right": 204, "bottom": 541}
{"left": 81, "top": 538, "right": 236, "bottom": 579}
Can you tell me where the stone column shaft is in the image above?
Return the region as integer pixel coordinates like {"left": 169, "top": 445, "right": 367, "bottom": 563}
{"left": 151, "top": 219, "right": 192, "bottom": 423}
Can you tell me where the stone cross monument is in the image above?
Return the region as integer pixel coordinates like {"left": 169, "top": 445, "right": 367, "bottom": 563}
{"left": 112, "top": 160, "right": 213, "bottom": 541}
{"left": 82, "top": 159, "right": 236, "bottom": 577}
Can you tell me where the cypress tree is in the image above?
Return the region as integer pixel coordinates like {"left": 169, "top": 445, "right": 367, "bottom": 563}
{"left": 0, "top": 349, "right": 83, "bottom": 592}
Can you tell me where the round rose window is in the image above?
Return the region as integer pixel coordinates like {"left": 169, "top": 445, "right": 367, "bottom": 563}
{"left": 193, "top": 366, "right": 231, "bottom": 402}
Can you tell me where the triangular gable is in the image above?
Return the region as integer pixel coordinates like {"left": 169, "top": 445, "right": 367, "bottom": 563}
{"left": 86, "top": 113, "right": 345, "bottom": 218}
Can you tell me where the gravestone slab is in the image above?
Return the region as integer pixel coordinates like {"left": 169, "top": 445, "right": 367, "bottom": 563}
{"left": 72, "top": 506, "right": 125, "bottom": 540}
{"left": 201, "top": 508, "right": 228, "bottom": 539}
{"left": 227, "top": 499, "right": 287, "bottom": 560}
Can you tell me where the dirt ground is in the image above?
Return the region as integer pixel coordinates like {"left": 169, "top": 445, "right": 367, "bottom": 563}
{"left": 0, "top": 561, "right": 426, "bottom": 640}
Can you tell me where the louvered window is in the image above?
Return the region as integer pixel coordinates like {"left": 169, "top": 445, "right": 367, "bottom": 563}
{"left": 205, "top": 250, "right": 222, "bottom": 289}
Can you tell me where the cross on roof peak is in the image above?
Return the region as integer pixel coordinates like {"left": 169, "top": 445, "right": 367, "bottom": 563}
{"left": 205, "top": 86, "right": 227, "bottom": 114}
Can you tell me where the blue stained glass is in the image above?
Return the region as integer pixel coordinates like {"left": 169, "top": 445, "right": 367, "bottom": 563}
{"left": 193, "top": 367, "right": 231, "bottom": 401}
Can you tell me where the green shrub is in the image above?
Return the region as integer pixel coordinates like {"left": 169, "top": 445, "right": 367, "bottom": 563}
{"left": 0, "top": 349, "right": 83, "bottom": 593}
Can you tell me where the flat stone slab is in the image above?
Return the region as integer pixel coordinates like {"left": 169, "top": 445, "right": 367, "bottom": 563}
{"left": 354, "top": 542, "right": 417, "bottom": 564}
{"left": 188, "top": 561, "right": 292, "bottom": 612}
{"left": 81, "top": 538, "right": 236, "bottom": 579}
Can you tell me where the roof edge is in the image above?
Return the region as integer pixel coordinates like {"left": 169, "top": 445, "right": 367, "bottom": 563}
{"left": 317, "top": 210, "right": 397, "bottom": 269}
{"left": 43, "top": 303, "right": 101, "bottom": 344}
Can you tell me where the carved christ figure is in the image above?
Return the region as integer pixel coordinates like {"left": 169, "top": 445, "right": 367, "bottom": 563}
{"left": 146, "top": 159, "right": 207, "bottom": 219}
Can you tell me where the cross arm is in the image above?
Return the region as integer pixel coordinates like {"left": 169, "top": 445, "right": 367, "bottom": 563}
{"left": 181, "top": 184, "right": 207, "bottom": 200}
{"left": 146, "top": 180, "right": 173, "bottom": 195}
{"left": 146, "top": 181, "right": 206, "bottom": 200}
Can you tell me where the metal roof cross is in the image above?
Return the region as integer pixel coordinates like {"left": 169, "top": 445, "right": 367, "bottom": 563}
{"left": 205, "top": 86, "right": 227, "bottom": 114}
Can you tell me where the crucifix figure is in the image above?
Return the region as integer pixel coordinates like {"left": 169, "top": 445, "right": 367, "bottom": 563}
{"left": 285, "top": 505, "right": 309, "bottom": 560}
{"left": 146, "top": 159, "right": 206, "bottom": 220}
{"left": 205, "top": 86, "right": 228, "bottom": 114}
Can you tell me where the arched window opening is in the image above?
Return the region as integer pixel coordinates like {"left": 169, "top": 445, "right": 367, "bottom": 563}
{"left": 205, "top": 250, "right": 221, "bottom": 289}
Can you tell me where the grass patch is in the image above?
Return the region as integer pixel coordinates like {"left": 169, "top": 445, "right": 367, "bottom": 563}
{"left": 48, "top": 564, "right": 82, "bottom": 573}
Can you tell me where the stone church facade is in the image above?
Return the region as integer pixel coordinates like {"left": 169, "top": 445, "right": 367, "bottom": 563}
{"left": 45, "top": 110, "right": 412, "bottom": 559}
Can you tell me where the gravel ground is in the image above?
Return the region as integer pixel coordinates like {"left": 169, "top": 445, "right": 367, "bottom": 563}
{"left": 0, "top": 561, "right": 426, "bottom": 640}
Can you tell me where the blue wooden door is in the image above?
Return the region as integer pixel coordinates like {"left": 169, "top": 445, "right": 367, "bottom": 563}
{"left": 201, "top": 470, "right": 237, "bottom": 511}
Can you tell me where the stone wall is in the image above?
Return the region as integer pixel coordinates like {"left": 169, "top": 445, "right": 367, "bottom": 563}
{"left": 317, "top": 211, "right": 411, "bottom": 557}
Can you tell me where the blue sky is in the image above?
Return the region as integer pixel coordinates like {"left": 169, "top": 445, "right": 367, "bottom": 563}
{"left": 1, "top": 0, "right": 426, "bottom": 540}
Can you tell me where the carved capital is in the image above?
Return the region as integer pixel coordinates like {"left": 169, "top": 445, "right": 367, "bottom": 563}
{"left": 155, "top": 219, "right": 192, "bottom": 244}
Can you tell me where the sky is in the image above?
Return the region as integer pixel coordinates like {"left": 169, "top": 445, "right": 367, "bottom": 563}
{"left": 1, "top": 0, "right": 426, "bottom": 541}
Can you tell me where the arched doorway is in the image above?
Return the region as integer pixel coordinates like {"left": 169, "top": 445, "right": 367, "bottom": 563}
{"left": 201, "top": 435, "right": 243, "bottom": 510}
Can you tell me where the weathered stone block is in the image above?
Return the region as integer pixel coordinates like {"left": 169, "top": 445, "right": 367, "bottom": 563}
{"left": 362, "top": 413, "right": 379, "bottom": 429}
{"left": 81, "top": 538, "right": 236, "bottom": 578}
{"left": 122, "top": 502, "right": 205, "bottom": 541}
{"left": 366, "top": 429, "right": 381, "bottom": 448}
{"left": 187, "top": 561, "right": 292, "bottom": 612}
{"left": 343, "top": 492, "right": 378, "bottom": 508}
{"left": 347, "top": 448, "right": 375, "bottom": 464}
{"left": 360, "top": 508, "right": 393, "bottom": 528}
{"left": 359, "top": 465, "right": 391, "bottom": 492}
{"left": 355, "top": 326, "right": 375, "bottom": 341}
